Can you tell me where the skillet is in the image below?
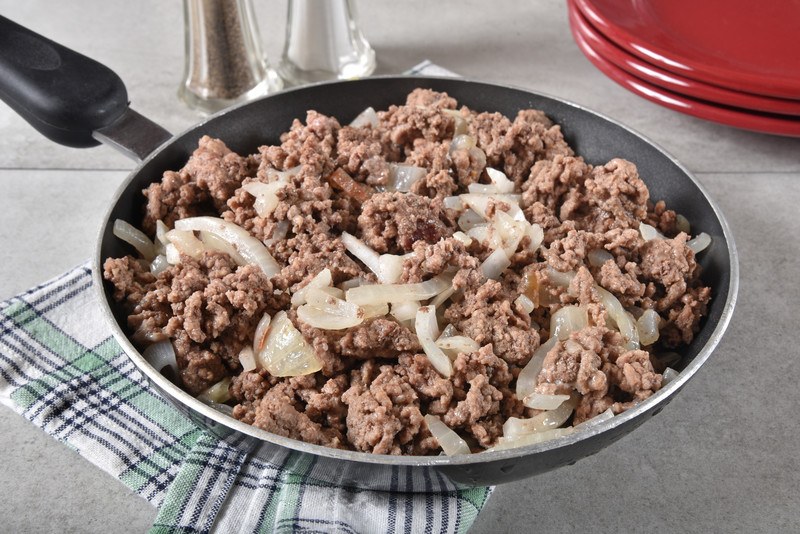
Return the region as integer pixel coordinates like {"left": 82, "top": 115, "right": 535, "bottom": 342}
{"left": 0, "top": 15, "right": 738, "bottom": 491}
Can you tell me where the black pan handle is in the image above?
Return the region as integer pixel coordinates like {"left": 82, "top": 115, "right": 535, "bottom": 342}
{"left": 0, "top": 15, "right": 129, "bottom": 148}
{"left": 0, "top": 15, "right": 172, "bottom": 161}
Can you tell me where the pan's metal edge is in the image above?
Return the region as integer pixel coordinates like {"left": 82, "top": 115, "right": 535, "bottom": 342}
{"left": 91, "top": 75, "right": 740, "bottom": 471}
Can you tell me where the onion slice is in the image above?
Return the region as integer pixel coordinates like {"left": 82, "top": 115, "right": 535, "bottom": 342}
{"left": 198, "top": 377, "right": 232, "bottom": 404}
{"left": 662, "top": 367, "right": 680, "bottom": 385}
{"left": 523, "top": 393, "right": 570, "bottom": 410}
{"left": 175, "top": 216, "right": 280, "bottom": 277}
{"left": 687, "top": 232, "right": 711, "bottom": 254}
{"left": 256, "top": 311, "right": 321, "bottom": 377}
{"left": 142, "top": 340, "right": 179, "bottom": 377}
{"left": 636, "top": 308, "right": 661, "bottom": 346}
{"left": 480, "top": 248, "right": 511, "bottom": 280}
{"left": 574, "top": 408, "right": 615, "bottom": 430}
{"left": 424, "top": 414, "right": 470, "bottom": 455}
{"left": 388, "top": 164, "right": 426, "bottom": 192}
{"left": 349, "top": 106, "right": 378, "bottom": 128}
{"left": 489, "top": 427, "right": 575, "bottom": 451}
{"left": 516, "top": 336, "right": 557, "bottom": 400}
{"left": 113, "top": 219, "right": 156, "bottom": 260}
{"left": 415, "top": 305, "right": 452, "bottom": 378}
{"left": 239, "top": 346, "right": 257, "bottom": 372}
{"left": 291, "top": 268, "right": 333, "bottom": 307}
{"left": 252, "top": 312, "right": 272, "bottom": 354}
{"left": 503, "top": 394, "right": 578, "bottom": 438}
{"left": 550, "top": 305, "right": 588, "bottom": 340}
{"left": 435, "top": 335, "right": 480, "bottom": 358}
{"left": 346, "top": 275, "right": 452, "bottom": 306}
{"left": 485, "top": 167, "right": 515, "bottom": 194}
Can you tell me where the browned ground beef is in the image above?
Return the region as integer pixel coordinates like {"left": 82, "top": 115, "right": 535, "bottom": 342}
{"left": 103, "top": 89, "right": 711, "bottom": 454}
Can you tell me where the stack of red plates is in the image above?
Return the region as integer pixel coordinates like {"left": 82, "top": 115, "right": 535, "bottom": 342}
{"left": 568, "top": 0, "right": 800, "bottom": 136}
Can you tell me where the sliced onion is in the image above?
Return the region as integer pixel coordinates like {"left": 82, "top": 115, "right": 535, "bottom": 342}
{"left": 449, "top": 133, "right": 476, "bottom": 154}
{"left": 198, "top": 377, "right": 231, "bottom": 404}
{"left": 438, "top": 323, "right": 459, "bottom": 339}
{"left": 637, "top": 308, "right": 661, "bottom": 346}
{"left": 676, "top": 214, "right": 691, "bottom": 234}
{"left": 485, "top": 167, "right": 515, "bottom": 194}
{"left": 257, "top": 311, "right": 321, "bottom": 377}
{"left": 587, "top": 248, "right": 613, "bottom": 267}
{"left": 452, "top": 231, "right": 473, "bottom": 246}
{"left": 523, "top": 393, "right": 571, "bottom": 410}
{"left": 165, "top": 243, "right": 181, "bottom": 265}
{"left": 113, "top": 219, "right": 155, "bottom": 260}
{"left": 574, "top": 408, "right": 614, "bottom": 430}
{"left": 526, "top": 223, "right": 544, "bottom": 251}
{"left": 596, "top": 285, "right": 639, "bottom": 350}
{"left": 515, "top": 294, "right": 535, "bottom": 314}
{"left": 467, "top": 182, "right": 500, "bottom": 195}
{"left": 388, "top": 164, "right": 426, "bottom": 192}
{"left": 238, "top": 346, "right": 256, "bottom": 373}
{"left": 175, "top": 217, "right": 280, "bottom": 277}
{"left": 687, "top": 232, "right": 711, "bottom": 254}
{"left": 516, "top": 336, "right": 557, "bottom": 400}
{"left": 458, "top": 209, "right": 486, "bottom": 231}
{"left": 504, "top": 394, "right": 578, "bottom": 438}
{"left": 662, "top": 367, "right": 680, "bottom": 386}
{"left": 291, "top": 268, "right": 333, "bottom": 307}
{"left": 430, "top": 285, "right": 456, "bottom": 308}
{"left": 490, "top": 427, "right": 575, "bottom": 451}
{"left": 264, "top": 220, "right": 290, "bottom": 247}
{"left": 317, "top": 286, "right": 346, "bottom": 299}
{"left": 435, "top": 335, "right": 480, "bottom": 358}
{"left": 493, "top": 210, "right": 526, "bottom": 257}
{"left": 443, "top": 109, "right": 468, "bottom": 136}
{"left": 550, "top": 305, "right": 589, "bottom": 340}
{"left": 424, "top": 414, "right": 470, "bottom": 455}
{"left": 443, "top": 196, "right": 464, "bottom": 211}
{"left": 639, "top": 222, "right": 664, "bottom": 241}
{"left": 165, "top": 229, "right": 205, "bottom": 259}
{"left": 415, "top": 305, "right": 452, "bottom": 378}
{"left": 390, "top": 300, "right": 421, "bottom": 326}
{"left": 242, "top": 179, "right": 287, "bottom": 218}
{"left": 252, "top": 312, "right": 272, "bottom": 354}
{"left": 546, "top": 267, "right": 576, "bottom": 288}
{"left": 341, "top": 231, "right": 381, "bottom": 277}
{"left": 460, "top": 193, "right": 524, "bottom": 221}
{"left": 297, "top": 288, "right": 364, "bottom": 330}
{"left": 466, "top": 224, "right": 489, "bottom": 244}
{"left": 198, "top": 231, "right": 247, "bottom": 265}
{"left": 349, "top": 106, "right": 378, "bottom": 128}
{"left": 150, "top": 254, "right": 170, "bottom": 275}
{"left": 480, "top": 248, "right": 511, "bottom": 280}
{"left": 155, "top": 220, "right": 169, "bottom": 247}
{"left": 379, "top": 254, "right": 404, "bottom": 284}
{"left": 142, "top": 340, "right": 179, "bottom": 376}
{"left": 346, "top": 274, "right": 452, "bottom": 306}
{"left": 361, "top": 302, "right": 389, "bottom": 319}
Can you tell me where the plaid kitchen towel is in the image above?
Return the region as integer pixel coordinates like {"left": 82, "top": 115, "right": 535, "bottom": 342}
{"left": 0, "top": 262, "right": 492, "bottom": 533}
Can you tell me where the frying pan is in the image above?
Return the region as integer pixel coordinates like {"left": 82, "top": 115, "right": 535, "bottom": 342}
{"left": 0, "top": 16, "right": 738, "bottom": 491}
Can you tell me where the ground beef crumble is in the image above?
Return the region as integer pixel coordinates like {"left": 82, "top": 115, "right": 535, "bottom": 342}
{"left": 103, "top": 88, "right": 712, "bottom": 455}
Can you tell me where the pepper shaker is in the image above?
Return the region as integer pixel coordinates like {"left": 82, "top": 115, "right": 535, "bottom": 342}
{"left": 179, "top": 0, "right": 282, "bottom": 114}
{"left": 278, "top": 0, "right": 376, "bottom": 86}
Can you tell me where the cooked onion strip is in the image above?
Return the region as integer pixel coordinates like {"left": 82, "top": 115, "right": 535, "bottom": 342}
{"left": 150, "top": 254, "right": 169, "bottom": 275}
{"left": 239, "top": 346, "right": 257, "bottom": 372}
{"left": 349, "top": 106, "right": 378, "bottom": 128}
{"left": 165, "top": 229, "right": 205, "bottom": 260}
{"left": 175, "top": 217, "right": 280, "bottom": 277}
{"left": 298, "top": 287, "right": 364, "bottom": 330}
{"left": 523, "top": 393, "right": 570, "bottom": 410}
{"left": 596, "top": 285, "right": 640, "bottom": 350}
{"left": 490, "top": 427, "right": 575, "bottom": 451}
{"left": 587, "top": 248, "right": 613, "bottom": 267}
{"left": 256, "top": 311, "right": 321, "bottom": 377}
{"left": 346, "top": 274, "right": 452, "bottom": 305}
{"left": 435, "top": 335, "right": 480, "bottom": 358}
{"left": 388, "top": 164, "right": 426, "bottom": 192}
{"left": 142, "top": 340, "right": 179, "bottom": 376}
{"left": 485, "top": 168, "right": 515, "bottom": 194}
{"left": 424, "top": 414, "right": 470, "bottom": 455}
{"left": 639, "top": 222, "right": 664, "bottom": 241}
{"left": 252, "top": 312, "right": 272, "bottom": 354}
{"left": 687, "top": 232, "right": 711, "bottom": 254}
{"left": 242, "top": 178, "right": 289, "bottom": 218}
{"left": 503, "top": 394, "right": 578, "bottom": 438}
{"left": 291, "top": 268, "right": 333, "bottom": 307}
{"left": 574, "top": 408, "right": 614, "bottom": 430}
{"left": 415, "top": 305, "right": 452, "bottom": 377}
{"left": 516, "top": 336, "right": 557, "bottom": 400}
{"left": 636, "top": 308, "right": 661, "bottom": 346}
{"left": 480, "top": 248, "right": 511, "bottom": 280}
{"left": 390, "top": 300, "right": 420, "bottom": 326}
{"left": 550, "top": 305, "right": 589, "bottom": 340}
{"left": 662, "top": 367, "right": 680, "bottom": 385}
{"left": 198, "top": 377, "right": 232, "bottom": 404}
{"left": 113, "top": 219, "right": 156, "bottom": 260}
{"left": 515, "top": 294, "right": 534, "bottom": 314}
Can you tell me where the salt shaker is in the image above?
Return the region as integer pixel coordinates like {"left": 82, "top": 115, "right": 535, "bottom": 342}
{"left": 179, "top": 0, "right": 282, "bottom": 114}
{"left": 278, "top": 0, "right": 376, "bottom": 86}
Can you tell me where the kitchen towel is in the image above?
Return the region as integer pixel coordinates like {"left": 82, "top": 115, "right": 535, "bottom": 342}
{"left": 0, "top": 62, "right": 492, "bottom": 534}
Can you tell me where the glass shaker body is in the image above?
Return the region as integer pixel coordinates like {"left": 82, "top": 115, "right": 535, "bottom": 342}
{"left": 278, "top": 0, "right": 376, "bottom": 86}
{"left": 180, "top": 0, "right": 282, "bottom": 114}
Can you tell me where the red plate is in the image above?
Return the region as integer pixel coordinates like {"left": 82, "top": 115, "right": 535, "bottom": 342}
{"left": 570, "top": 4, "right": 800, "bottom": 116}
{"left": 568, "top": 3, "right": 800, "bottom": 137}
{"left": 575, "top": 0, "right": 800, "bottom": 99}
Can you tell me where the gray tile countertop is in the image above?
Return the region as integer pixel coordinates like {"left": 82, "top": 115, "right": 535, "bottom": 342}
{"left": 0, "top": 1, "right": 798, "bottom": 532}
